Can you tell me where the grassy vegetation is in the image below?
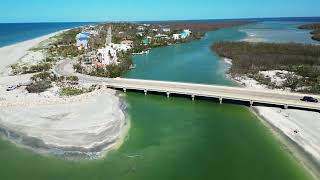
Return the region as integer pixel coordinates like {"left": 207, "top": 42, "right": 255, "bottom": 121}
{"left": 48, "top": 28, "right": 83, "bottom": 57}
{"left": 212, "top": 41, "right": 320, "bottom": 93}
{"left": 298, "top": 23, "right": 320, "bottom": 41}
{"left": 60, "top": 87, "right": 85, "bottom": 96}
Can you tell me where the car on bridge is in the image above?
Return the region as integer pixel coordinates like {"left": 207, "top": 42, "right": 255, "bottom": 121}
{"left": 301, "top": 96, "right": 318, "bottom": 103}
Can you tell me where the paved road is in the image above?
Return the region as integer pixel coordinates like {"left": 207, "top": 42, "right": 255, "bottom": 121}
{"left": 55, "top": 60, "right": 320, "bottom": 111}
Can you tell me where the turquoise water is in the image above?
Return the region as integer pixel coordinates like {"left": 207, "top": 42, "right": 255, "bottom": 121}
{"left": 238, "top": 21, "right": 320, "bottom": 44}
{"left": 0, "top": 22, "right": 316, "bottom": 180}
{"left": 125, "top": 26, "right": 243, "bottom": 85}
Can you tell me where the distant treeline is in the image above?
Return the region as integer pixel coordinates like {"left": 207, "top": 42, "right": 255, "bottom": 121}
{"left": 148, "top": 21, "right": 254, "bottom": 32}
{"left": 212, "top": 42, "right": 320, "bottom": 93}
{"left": 298, "top": 23, "right": 320, "bottom": 41}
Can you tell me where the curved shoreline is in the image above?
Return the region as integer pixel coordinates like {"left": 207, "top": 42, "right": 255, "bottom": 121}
{"left": 0, "top": 28, "right": 130, "bottom": 159}
{"left": 0, "top": 88, "right": 129, "bottom": 159}
{"left": 219, "top": 57, "right": 320, "bottom": 179}
{"left": 251, "top": 108, "right": 320, "bottom": 180}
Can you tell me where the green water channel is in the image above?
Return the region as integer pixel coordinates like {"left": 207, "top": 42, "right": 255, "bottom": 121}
{"left": 0, "top": 24, "right": 314, "bottom": 180}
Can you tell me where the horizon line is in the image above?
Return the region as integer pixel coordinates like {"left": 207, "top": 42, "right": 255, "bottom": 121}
{"left": 0, "top": 16, "right": 320, "bottom": 24}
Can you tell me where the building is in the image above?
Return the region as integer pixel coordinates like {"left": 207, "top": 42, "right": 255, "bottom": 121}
{"left": 96, "top": 47, "right": 118, "bottom": 66}
{"left": 137, "top": 26, "right": 145, "bottom": 31}
{"left": 95, "top": 26, "right": 119, "bottom": 66}
{"left": 183, "top": 29, "right": 192, "bottom": 36}
{"left": 112, "top": 43, "right": 132, "bottom": 52}
{"left": 76, "top": 32, "right": 91, "bottom": 50}
{"left": 173, "top": 34, "right": 182, "bottom": 40}
{"left": 155, "top": 34, "right": 169, "bottom": 39}
{"left": 121, "top": 40, "right": 134, "bottom": 47}
{"left": 181, "top": 32, "right": 188, "bottom": 39}
{"left": 162, "top": 28, "right": 171, "bottom": 32}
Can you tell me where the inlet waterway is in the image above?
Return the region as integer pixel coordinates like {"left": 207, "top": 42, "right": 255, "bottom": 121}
{"left": 0, "top": 22, "right": 316, "bottom": 179}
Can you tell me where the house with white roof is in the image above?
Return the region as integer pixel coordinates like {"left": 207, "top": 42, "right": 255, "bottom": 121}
{"left": 137, "top": 26, "right": 145, "bottom": 31}
{"left": 162, "top": 28, "right": 171, "bottom": 32}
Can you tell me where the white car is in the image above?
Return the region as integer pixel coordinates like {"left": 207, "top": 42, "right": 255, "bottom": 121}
{"left": 6, "top": 85, "right": 17, "bottom": 91}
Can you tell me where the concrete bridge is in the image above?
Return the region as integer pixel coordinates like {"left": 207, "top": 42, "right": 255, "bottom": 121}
{"left": 104, "top": 78, "right": 320, "bottom": 111}
{"left": 54, "top": 60, "right": 320, "bottom": 111}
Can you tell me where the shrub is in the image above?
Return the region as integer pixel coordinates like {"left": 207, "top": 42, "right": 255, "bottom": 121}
{"left": 60, "top": 87, "right": 85, "bottom": 96}
{"left": 66, "top": 76, "right": 79, "bottom": 85}
{"left": 28, "top": 63, "right": 52, "bottom": 73}
{"left": 26, "top": 81, "right": 52, "bottom": 93}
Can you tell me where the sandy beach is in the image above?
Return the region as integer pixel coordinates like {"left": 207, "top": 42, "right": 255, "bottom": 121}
{"left": 0, "top": 30, "right": 128, "bottom": 158}
{"left": 223, "top": 58, "right": 320, "bottom": 176}
{"left": 0, "top": 30, "right": 67, "bottom": 75}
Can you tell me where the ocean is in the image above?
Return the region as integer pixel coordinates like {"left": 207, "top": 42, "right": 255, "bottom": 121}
{"left": 0, "top": 22, "right": 95, "bottom": 47}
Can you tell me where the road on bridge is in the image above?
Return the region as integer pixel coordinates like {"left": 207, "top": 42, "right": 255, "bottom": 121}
{"left": 54, "top": 60, "right": 320, "bottom": 111}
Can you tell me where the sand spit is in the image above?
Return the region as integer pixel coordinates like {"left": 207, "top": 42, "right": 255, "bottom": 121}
{"left": 0, "top": 29, "right": 129, "bottom": 159}
{"left": 0, "top": 30, "right": 66, "bottom": 75}
{"left": 0, "top": 87, "right": 127, "bottom": 159}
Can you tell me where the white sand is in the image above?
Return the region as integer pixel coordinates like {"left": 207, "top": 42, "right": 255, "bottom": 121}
{"left": 233, "top": 73, "right": 320, "bottom": 163}
{"left": 0, "top": 87, "right": 126, "bottom": 154}
{"left": 223, "top": 57, "right": 233, "bottom": 65}
{"left": 0, "top": 30, "right": 65, "bottom": 75}
{"left": 0, "top": 30, "right": 128, "bottom": 158}
{"left": 256, "top": 107, "right": 320, "bottom": 161}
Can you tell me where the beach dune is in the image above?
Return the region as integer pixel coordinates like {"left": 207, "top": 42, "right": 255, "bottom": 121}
{"left": 0, "top": 31, "right": 63, "bottom": 75}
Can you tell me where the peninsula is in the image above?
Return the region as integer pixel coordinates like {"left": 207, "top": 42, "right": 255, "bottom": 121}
{"left": 298, "top": 23, "right": 320, "bottom": 41}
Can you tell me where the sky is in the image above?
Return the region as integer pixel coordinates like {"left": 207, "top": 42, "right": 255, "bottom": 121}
{"left": 0, "top": 0, "right": 320, "bottom": 23}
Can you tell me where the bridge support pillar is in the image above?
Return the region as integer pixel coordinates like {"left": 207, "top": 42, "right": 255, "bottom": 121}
{"left": 219, "top": 97, "right": 223, "bottom": 104}
{"left": 250, "top": 100, "right": 254, "bottom": 108}
{"left": 166, "top": 92, "right": 170, "bottom": 98}
{"left": 123, "top": 88, "right": 126, "bottom": 93}
{"left": 144, "top": 90, "right": 148, "bottom": 96}
{"left": 191, "top": 95, "right": 195, "bottom": 101}
{"left": 284, "top": 104, "right": 288, "bottom": 109}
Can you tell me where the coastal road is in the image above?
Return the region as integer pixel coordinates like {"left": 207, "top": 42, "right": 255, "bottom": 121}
{"left": 54, "top": 60, "right": 320, "bottom": 111}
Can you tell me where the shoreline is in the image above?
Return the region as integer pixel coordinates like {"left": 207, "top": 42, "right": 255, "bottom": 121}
{"left": 0, "top": 28, "right": 130, "bottom": 159}
{"left": 220, "top": 58, "right": 320, "bottom": 179}
{"left": 251, "top": 108, "right": 320, "bottom": 179}
{"left": 0, "top": 29, "right": 69, "bottom": 75}
{"left": 0, "top": 87, "right": 129, "bottom": 159}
